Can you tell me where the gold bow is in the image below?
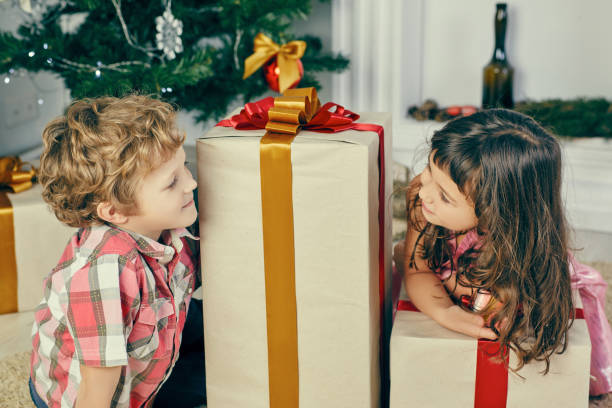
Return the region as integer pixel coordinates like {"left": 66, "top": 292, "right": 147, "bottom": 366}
{"left": 243, "top": 33, "right": 307, "bottom": 93}
{"left": 265, "top": 87, "right": 320, "bottom": 135}
{"left": 0, "top": 157, "right": 36, "bottom": 193}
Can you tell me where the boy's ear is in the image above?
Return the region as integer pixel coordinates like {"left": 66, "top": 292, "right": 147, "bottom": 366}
{"left": 96, "top": 201, "right": 129, "bottom": 225}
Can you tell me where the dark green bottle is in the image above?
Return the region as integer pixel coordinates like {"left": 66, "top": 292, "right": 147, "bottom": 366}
{"left": 482, "top": 3, "right": 514, "bottom": 109}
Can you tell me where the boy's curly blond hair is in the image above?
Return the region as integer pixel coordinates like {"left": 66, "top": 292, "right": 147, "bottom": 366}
{"left": 39, "top": 95, "right": 185, "bottom": 228}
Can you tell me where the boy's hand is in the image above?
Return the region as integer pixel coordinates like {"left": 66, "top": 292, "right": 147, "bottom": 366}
{"left": 436, "top": 305, "right": 498, "bottom": 340}
{"left": 75, "top": 365, "right": 122, "bottom": 408}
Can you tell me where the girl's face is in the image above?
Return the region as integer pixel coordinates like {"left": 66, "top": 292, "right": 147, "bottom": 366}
{"left": 418, "top": 152, "right": 478, "bottom": 232}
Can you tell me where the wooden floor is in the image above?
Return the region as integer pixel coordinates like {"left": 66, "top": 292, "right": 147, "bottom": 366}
{"left": 0, "top": 311, "right": 34, "bottom": 359}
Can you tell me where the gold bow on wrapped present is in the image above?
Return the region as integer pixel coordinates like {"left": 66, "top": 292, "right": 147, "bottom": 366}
{"left": 0, "top": 156, "right": 36, "bottom": 193}
{"left": 243, "top": 33, "right": 307, "bottom": 93}
{"left": 265, "top": 87, "right": 320, "bottom": 135}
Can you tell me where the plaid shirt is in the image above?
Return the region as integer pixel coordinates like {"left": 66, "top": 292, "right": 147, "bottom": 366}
{"left": 30, "top": 223, "right": 199, "bottom": 408}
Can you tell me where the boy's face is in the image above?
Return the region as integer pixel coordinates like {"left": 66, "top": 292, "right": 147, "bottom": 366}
{"left": 123, "top": 146, "right": 198, "bottom": 240}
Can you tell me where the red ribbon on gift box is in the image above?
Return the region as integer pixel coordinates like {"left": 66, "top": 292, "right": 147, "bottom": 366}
{"left": 397, "top": 300, "right": 585, "bottom": 408}
{"left": 218, "top": 89, "right": 389, "bottom": 407}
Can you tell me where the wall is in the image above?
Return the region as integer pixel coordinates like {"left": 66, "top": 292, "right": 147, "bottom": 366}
{"left": 0, "top": 1, "right": 333, "bottom": 155}
{"left": 331, "top": 0, "right": 612, "bottom": 123}
{"left": 0, "top": 4, "right": 67, "bottom": 158}
{"left": 292, "top": 1, "right": 333, "bottom": 104}
{"left": 421, "top": 0, "right": 612, "bottom": 106}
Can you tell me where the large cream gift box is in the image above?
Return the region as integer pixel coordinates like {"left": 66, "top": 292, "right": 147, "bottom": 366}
{"left": 389, "top": 291, "right": 591, "bottom": 407}
{"left": 196, "top": 109, "right": 392, "bottom": 408}
{"left": 1, "top": 184, "right": 75, "bottom": 314}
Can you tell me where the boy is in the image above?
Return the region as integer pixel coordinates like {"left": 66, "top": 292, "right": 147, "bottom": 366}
{"left": 29, "top": 95, "right": 200, "bottom": 408}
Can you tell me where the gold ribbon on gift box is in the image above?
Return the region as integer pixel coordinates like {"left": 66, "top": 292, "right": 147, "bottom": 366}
{"left": 243, "top": 33, "right": 307, "bottom": 94}
{"left": 260, "top": 87, "right": 319, "bottom": 408}
{"left": 219, "top": 87, "right": 389, "bottom": 406}
{"left": 0, "top": 156, "right": 36, "bottom": 314}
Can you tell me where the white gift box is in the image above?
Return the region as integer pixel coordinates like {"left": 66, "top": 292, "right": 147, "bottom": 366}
{"left": 197, "top": 110, "right": 392, "bottom": 408}
{"left": 390, "top": 292, "right": 591, "bottom": 407}
{"left": 1, "top": 184, "right": 75, "bottom": 314}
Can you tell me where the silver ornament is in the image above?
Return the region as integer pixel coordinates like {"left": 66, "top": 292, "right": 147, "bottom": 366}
{"left": 155, "top": 8, "right": 183, "bottom": 60}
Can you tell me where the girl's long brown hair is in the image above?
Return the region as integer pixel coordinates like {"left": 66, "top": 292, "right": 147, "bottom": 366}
{"left": 408, "top": 109, "right": 573, "bottom": 373}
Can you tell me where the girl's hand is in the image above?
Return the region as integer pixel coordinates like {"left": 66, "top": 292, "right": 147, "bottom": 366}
{"left": 437, "top": 305, "right": 498, "bottom": 340}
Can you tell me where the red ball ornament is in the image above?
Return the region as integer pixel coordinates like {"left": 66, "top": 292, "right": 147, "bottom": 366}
{"left": 263, "top": 57, "right": 304, "bottom": 92}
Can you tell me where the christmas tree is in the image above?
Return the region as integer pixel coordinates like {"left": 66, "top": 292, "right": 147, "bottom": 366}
{"left": 0, "top": 0, "right": 348, "bottom": 123}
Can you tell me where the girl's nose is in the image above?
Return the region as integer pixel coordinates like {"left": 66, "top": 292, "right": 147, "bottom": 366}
{"left": 418, "top": 185, "right": 434, "bottom": 204}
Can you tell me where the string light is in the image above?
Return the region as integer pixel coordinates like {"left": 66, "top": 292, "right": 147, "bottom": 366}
{"left": 38, "top": 98, "right": 44, "bottom": 105}
{"left": 43, "top": 43, "right": 48, "bottom": 49}
{"left": 3, "top": 77, "right": 9, "bottom": 84}
{"left": 28, "top": 51, "right": 35, "bottom": 57}
{"left": 95, "top": 69, "right": 101, "bottom": 78}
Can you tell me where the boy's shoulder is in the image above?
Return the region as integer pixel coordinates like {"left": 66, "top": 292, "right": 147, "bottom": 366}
{"left": 58, "top": 224, "right": 143, "bottom": 268}
{"left": 48, "top": 225, "right": 148, "bottom": 296}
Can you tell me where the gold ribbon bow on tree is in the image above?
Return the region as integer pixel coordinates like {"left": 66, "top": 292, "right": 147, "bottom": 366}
{"left": 0, "top": 157, "right": 36, "bottom": 193}
{"left": 243, "top": 33, "right": 307, "bottom": 94}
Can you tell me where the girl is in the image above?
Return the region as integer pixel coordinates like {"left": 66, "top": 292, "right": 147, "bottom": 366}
{"left": 399, "top": 108, "right": 612, "bottom": 396}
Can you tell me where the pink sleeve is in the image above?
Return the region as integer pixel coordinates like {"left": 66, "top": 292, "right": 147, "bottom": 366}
{"left": 570, "top": 254, "right": 612, "bottom": 396}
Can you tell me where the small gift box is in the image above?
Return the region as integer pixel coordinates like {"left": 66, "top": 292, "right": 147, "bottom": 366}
{"left": 389, "top": 294, "right": 591, "bottom": 407}
{"left": 1, "top": 184, "right": 75, "bottom": 314}
{"left": 197, "top": 88, "right": 392, "bottom": 407}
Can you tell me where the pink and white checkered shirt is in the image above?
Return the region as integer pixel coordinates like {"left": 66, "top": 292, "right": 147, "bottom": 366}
{"left": 30, "top": 223, "right": 199, "bottom": 408}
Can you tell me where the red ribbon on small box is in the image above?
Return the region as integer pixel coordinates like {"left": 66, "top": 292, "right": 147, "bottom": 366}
{"left": 397, "top": 300, "right": 584, "bottom": 408}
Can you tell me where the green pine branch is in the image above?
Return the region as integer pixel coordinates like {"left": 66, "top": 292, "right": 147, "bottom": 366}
{"left": 0, "top": 32, "right": 21, "bottom": 70}
{"left": 514, "top": 98, "right": 612, "bottom": 138}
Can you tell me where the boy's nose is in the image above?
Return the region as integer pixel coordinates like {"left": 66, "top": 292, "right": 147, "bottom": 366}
{"left": 184, "top": 170, "right": 197, "bottom": 192}
{"left": 187, "top": 177, "right": 197, "bottom": 192}
{"left": 186, "top": 180, "right": 197, "bottom": 192}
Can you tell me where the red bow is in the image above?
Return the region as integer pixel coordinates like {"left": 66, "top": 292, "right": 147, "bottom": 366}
{"left": 217, "top": 97, "right": 362, "bottom": 133}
